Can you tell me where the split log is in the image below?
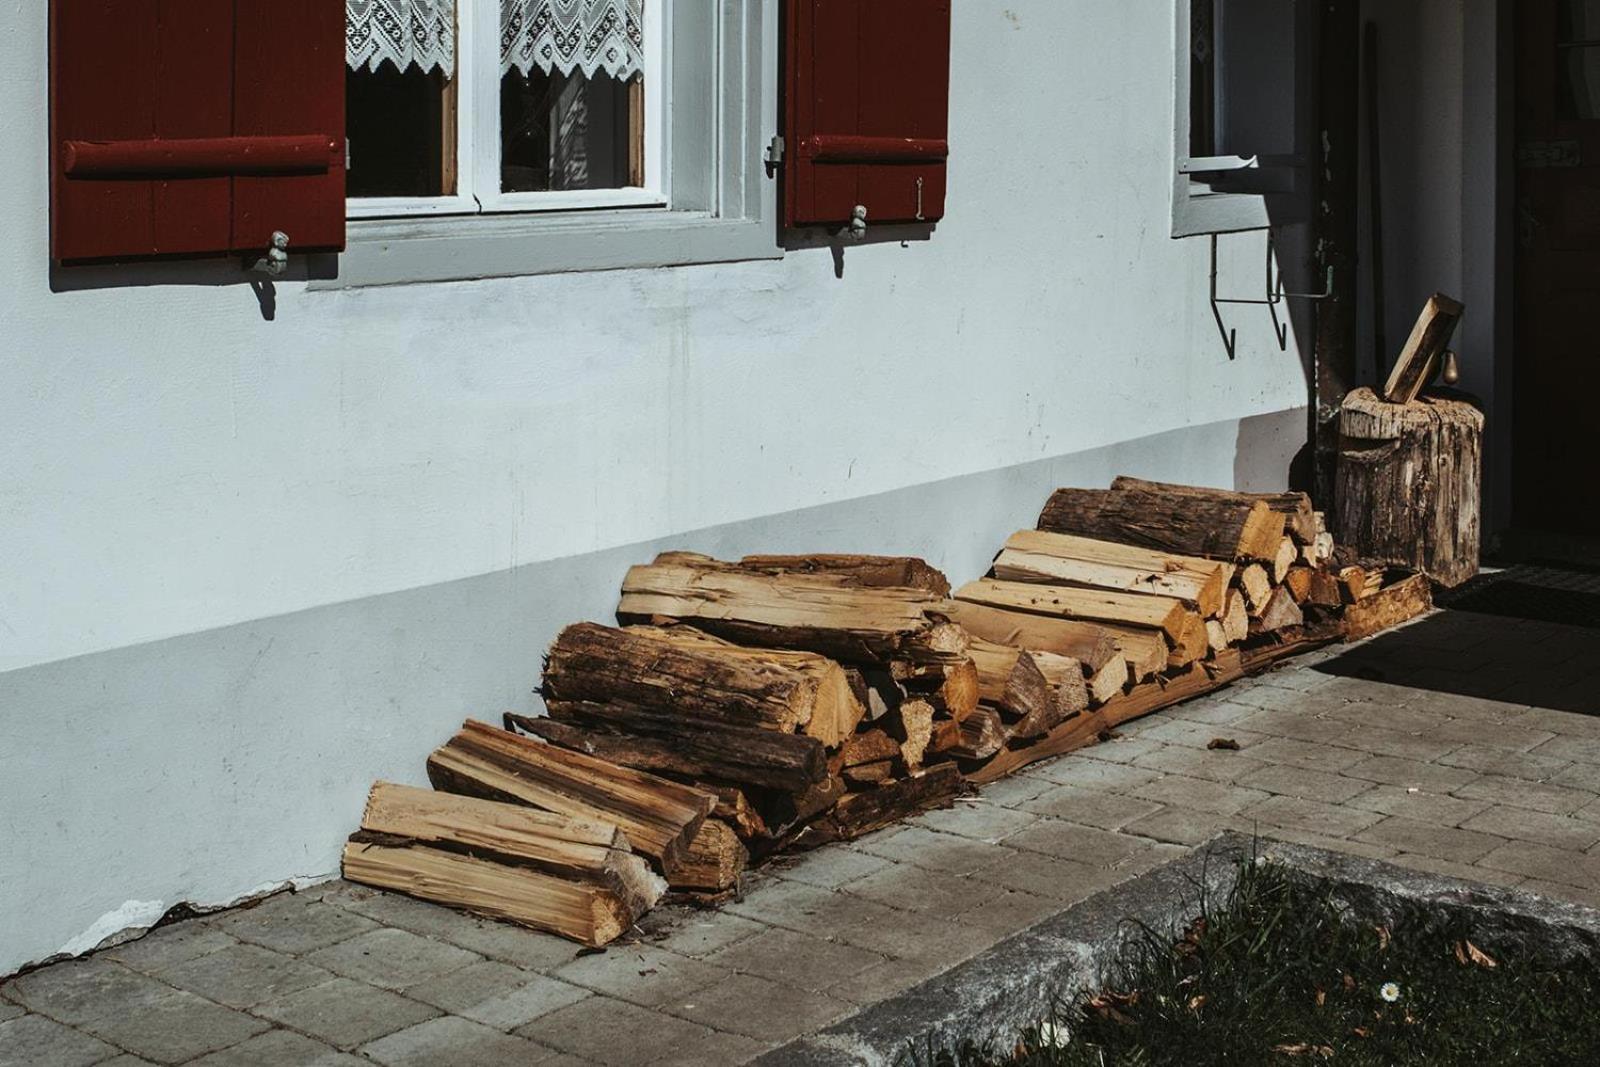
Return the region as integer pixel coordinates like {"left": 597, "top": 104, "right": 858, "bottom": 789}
{"left": 1343, "top": 572, "right": 1433, "bottom": 641}
{"left": 946, "top": 706, "right": 1009, "bottom": 760}
{"left": 1220, "top": 590, "right": 1250, "bottom": 645}
{"left": 939, "top": 600, "right": 1119, "bottom": 672}
{"left": 343, "top": 839, "right": 641, "bottom": 948}
{"left": 355, "top": 782, "right": 664, "bottom": 918}
{"left": 991, "top": 529, "right": 1229, "bottom": 617}
{"left": 668, "top": 820, "right": 747, "bottom": 893}
{"left": 1086, "top": 658, "right": 1129, "bottom": 705}
{"left": 1336, "top": 387, "right": 1483, "bottom": 588}
{"left": 1238, "top": 564, "right": 1273, "bottom": 616}
{"left": 520, "top": 703, "right": 827, "bottom": 793}
{"left": 967, "top": 638, "right": 1089, "bottom": 740}
{"left": 797, "top": 765, "right": 964, "bottom": 845}
{"left": 1205, "top": 619, "right": 1230, "bottom": 655}
{"left": 1305, "top": 569, "right": 1344, "bottom": 608}
{"left": 1270, "top": 537, "right": 1298, "bottom": 585}
{"left": 426, "top": 720, "right": 713, "bottom": 873}
{"left": 1110, "top": 477, "right": 1317, "bottom": 545}
{"left": 544, "top": 623, "right": 864, "bottom": 746}
{"left": 889, "top": 698, "right": 936, "bottom": 769}
{"left": 619, "top": 556, "right": 969, "bottom": 667}
{"left": 1283, "top": 567, "right": 1314, "bottom": 604}
{"left": 737, "top": 554, "right": 951, "bottom": 596}
{"left": 758, "top": 776, "right": 847, "bottom": 834}
{"left": 953, "top": 578, "right": 1194, "bottom": 644}
{"left": 1382, "top": 293, "right": 1464, "bottom": 404}
{"left": 1106, "top": 628, "right": 1171, "bottom": 683}
{"left": 927, "top": 716, "right": 962, "bottom": 757}
{"left": 1167, "top": 612, "right": 1211, "bottom": 669}
{"left": 829, "top": 729, "right": 902, "bottom": 772}
{"left": 1038, "top": 485, "right": 1285, "bottom": 561}
{"left": 694, "top": 783, "right": 769, "bottom": 842}
{"left": 1251, "top": 586, "right": 1305, "bottom": 634}
{"left": 843, "top": 760, "right": 897, "bottom": 787}
{"left": 895, "top": 657, "right": 980, "bottom": 722}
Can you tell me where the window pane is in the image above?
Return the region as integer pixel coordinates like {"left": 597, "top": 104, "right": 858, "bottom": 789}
{"left": 1560, "top": 0, "right": 1600, "bottom": 42}
{"left": 501, "top": 68, "right": 641, "bottom": 193}
{"left": 347, "top": 64, "right": 456, "bottom": 198}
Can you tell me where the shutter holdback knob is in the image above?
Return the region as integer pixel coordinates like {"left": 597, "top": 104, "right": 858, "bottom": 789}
{"left": 252, "top": 231, "right": 290, "bottom": 277}
{"left": 842, "top": 205, "right": 868, "bottom": 241}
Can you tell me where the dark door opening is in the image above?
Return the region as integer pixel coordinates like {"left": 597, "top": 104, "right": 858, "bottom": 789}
{"left": 1514, "top": 0, "right": 1600, "bottom": 538}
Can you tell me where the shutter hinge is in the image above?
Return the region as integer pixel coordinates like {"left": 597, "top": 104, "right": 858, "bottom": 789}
{"left": 764, "top": 135, "right": 785, "bottom": 176}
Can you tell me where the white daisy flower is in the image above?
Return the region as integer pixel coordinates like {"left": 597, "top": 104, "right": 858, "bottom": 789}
{"left": 1380, "top": 981, "right": 1401, "bottom": 1002}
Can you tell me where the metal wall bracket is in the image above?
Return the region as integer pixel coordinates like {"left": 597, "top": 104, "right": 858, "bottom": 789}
{"left": 1209, "top": 230, "right": 1333, "bottom": 359}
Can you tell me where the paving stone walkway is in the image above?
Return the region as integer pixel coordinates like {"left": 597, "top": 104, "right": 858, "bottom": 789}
{"left": 4, "top": 607, "right": 1600, "bottom": 1066}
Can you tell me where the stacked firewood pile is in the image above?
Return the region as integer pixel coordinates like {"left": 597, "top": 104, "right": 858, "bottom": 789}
{"left": 342, "top": 478, "right": 1430, "bottom": 945}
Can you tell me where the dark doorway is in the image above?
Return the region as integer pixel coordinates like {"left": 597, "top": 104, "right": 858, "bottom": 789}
{"left": 1513, "top": 1, "right": 1600, "bottom": 537}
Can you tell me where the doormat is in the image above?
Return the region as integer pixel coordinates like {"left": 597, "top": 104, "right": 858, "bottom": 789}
{"left": 1436, "top": 564, "right": 1600, "bottom": 631}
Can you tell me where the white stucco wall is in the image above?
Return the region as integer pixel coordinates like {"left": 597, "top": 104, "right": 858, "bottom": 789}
{"left": 0, "top": 1, "right": 1312, "bottom": 971}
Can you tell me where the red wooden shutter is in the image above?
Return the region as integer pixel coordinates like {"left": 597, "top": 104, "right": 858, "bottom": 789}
{"left": 783, "top": 0, "right": 952, "bottom": 229}
{"left": 51, "top": 0, "right": 345, "bottom": 263}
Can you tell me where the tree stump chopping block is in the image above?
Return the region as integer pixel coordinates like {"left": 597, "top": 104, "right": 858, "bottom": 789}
{"left": 1335, "top": 387, "right": 1484, "bottom": 588}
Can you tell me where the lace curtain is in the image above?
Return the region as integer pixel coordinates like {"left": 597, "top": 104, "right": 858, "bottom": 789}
{"left": 345, "top": 1, "right": 644, "bottom": 81}
{"left": 503, "top": 0, "right": 644, "bottom": 81}
{"left": 346, "top": 0, "right": 457, "bottom": 77}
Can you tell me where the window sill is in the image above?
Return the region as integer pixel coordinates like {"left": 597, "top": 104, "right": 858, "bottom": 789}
{"left": 310, "top": 207, "right": 782, "bottom": 289}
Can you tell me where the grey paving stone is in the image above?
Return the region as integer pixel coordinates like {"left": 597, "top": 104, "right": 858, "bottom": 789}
{"left": 104, "top": 922, "right": 239, "bottom": 973}
{"left": 98, "top": 1058, "right": 160, "bottom": 1067}
{"left": 458, "top": 975, "right": 592, "bottom": 1032}
{"left": 303, "top": 929, "right": 480, "bottom": 991}
{"left": 0, "top": 1014, "right": 118, "bottom": 1067}
{"left": 1478, "top": 839, "right": 1600, "bottom": 888}
{"left": 399, "top": 960, "right": 529, "bottom": 1014}
{"left": 1519, "top": 879, "right": 1600, "bottom": 910}
{"left": 1131, "top": 774, "right": 1271, "bottom": 817}
{"left": 1531, "top": 734, "right": 1600, "bottom": 765}
{"left": 1241, "top": 794, "right": 1385, "bottom": 839}
{"left": 1460, "top": 805, "right": 1600, "bottom": 852}
{"left": 910, "top": 800, "right": 1038, "bottom": 842}
{"left": 154, "top": 942, "right": 334, "bottom": 1009}
{"left": 770, "top": 847, "right": 893, "bottom": 889}
{"left": 956, "top": 890, "right": 1067, "bottom": 938}
{"left": 550, "top": 944, "right": 726, "bottom": 1008}
{"left": 324, "top": 888, "right": 581, "bottom": 971}
{"left": 668, "top": 971, "right": 853, "bottom": 1041}
{"left": 1130, "top": 745, "right": 1270, "bottom": 784}
{"left": 1071, "top": 736, "right": 1167, "bottom": 765}
{"left": 642, "top": 911, "right": 770, "bottom": 960}
{"left": 1234, "top": 763, "right": 1375, "bottom": 804}
{"left": 842, "top": 863, "right": 979, "bottom": 915}
{"left": 1329, "top": 726, "right": 1462, "bottom": 763}
{"left": 1522, "top": 709, "right": 1600, "bottom": 741}
{"left": 0, "top": 1003, "right": 20, "bottom": 1025}
{"left": 186, "top": 1028, "right": 366, "bottom": 1066}
{"left": 724, "top": 878, "right": 848, "bottom": 935}
{"left": 251, "top": 977, "right": 439, "bottom": 1050}
{"left": 78, "top": 988, "right": 270, "bottom": 1065}
{"left": 1341, "top": 755, "right": 1477, "bottom": 794}
{"left": 1352, "top": 816, "right": 1507, "bottom": 865}
{"left": 1434, "top": 744, "right": 1570, "bottom": 782}
{"left": 847, "top": 827, "right": 1005, "bottom": 875}
{"left": 1017, "top": 784, "right": 1164, "bottom": 830}
{"left": 1245, "top": 737, "right": 1367, "bottom": 772}
{"left": 1245, "top": 825, "right": 1398, "bottom": 862}
{"left": 1552, "top": 761, "right": 1600, "bottom": 793}
{"left": 824, "top": 957, "right": 941, "bottom": 1005}
{"left": 362, "top": 1015, "right": 563, "bottom": 1067}
{"left": 210, "top": 896, "right": 380, "bottom": 956}
{"left": 1344, "top": 784, "right": 1491, "bottom": 827}
{"left": 2, "top": 958, "right": 175, "bottom": 1026}
{"left": 1000, "top": 818, "right": 1153, "bottom": 869}
{"left": 1135, "top": 719, "right": 1269, "bottom": 750}
{"left": 1162, "top": 698, "right": 1267, "bottom": 726}
{"left": 1452, "top": 774, "right": 1598, "bottom": 815}
{"left": 827, "top": 902, "right": 997, "bottom": 965}
{"left": 1318, "top": 701, "right": 1450, "bottom": 736}
{"left": 969, "top": 773, "right": 1057, "bottom": 807}
{"left": 1024, "top": 755, "right": 1161, "bottom": 792}
{"left": 1384, "top": 853, "right": 1526, "bottom": 889}
{"left": 965, "top": 849, "right": 1120, "bottom": 902}
{"left": 1418, "top": 718, "right": 1558, "bottom": 753}
{"left": 521, "top": 995, "right": 767, "bottom": 1067}
{"left": 704, "top": 927, "right": 883, "bottom": 998}
{"left": 1119, "top": 805, "right": 1232, "bottom": 846}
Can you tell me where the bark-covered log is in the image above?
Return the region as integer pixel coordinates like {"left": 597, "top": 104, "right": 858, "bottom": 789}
{"left": 797, "top": 765, "right": 964, "bottom": 845}
{"left": 1342, "top": 572, "right": 1433, "bottom": 641}
{"left": 1038, "top": 485, "right": 1286, "bottom": 561}
{"left": 1336, "top": 388, "right": 1483, "bottom": 588}
{"left": 667, "top": 820, "right": 747, "bottom": 893}
{"left": 518, "top": 704, "right": 827, "bottom": 793}
{"left": 737, "top": 554, "right": 951, "bottom": 596}
{"left": 1110, "top": 477, "right": 1318, "bottom": 545}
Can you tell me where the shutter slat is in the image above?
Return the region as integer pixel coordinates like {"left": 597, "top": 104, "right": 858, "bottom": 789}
{"left": 152, "top": 0, "right": 235, "bottom": 255}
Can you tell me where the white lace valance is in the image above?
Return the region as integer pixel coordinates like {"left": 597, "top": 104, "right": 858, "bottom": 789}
{"left": 502, "top": 0, "right": 644, "bottom": 81}
{"left": 347, "top": 0, "right": 457, "bottom": 77}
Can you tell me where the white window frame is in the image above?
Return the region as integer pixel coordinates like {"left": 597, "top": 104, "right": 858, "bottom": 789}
{"left": 321, "top": 0, "right": 778, "bottom": 288}
{"left": 1171, "top": 0, "right": 1312, "bottom": 238}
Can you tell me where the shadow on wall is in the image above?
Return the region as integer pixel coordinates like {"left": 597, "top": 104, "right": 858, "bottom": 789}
{"left": 49, "top": 253, "right": 341, "bottom": 321}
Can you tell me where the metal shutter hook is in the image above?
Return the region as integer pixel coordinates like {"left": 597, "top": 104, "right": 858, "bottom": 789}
{"left": 842, "top": 205, "right": 868, "bottom": 241}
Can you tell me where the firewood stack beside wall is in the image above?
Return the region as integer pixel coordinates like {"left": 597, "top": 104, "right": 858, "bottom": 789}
{"left": 341, "top": 477, "right": 1431, "bottom": 945}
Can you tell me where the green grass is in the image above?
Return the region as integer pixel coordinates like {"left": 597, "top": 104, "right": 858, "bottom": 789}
{"left": 911, "top": 853, "right": 1600, "bottom": 1066}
